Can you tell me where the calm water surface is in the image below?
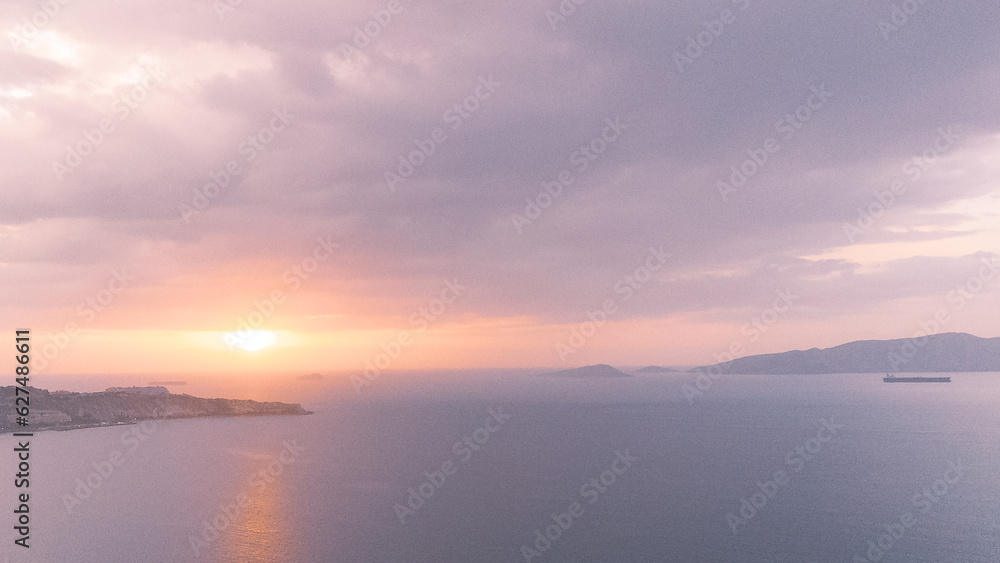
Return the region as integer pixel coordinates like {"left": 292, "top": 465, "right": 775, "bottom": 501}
{"left": 4, "top": 371, "right": 999, "bottom": 562}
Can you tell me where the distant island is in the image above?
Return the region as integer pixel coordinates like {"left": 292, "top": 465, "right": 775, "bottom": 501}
{"left": 297, "top": 373, "right": 325, "bottom": 381}
{"left": 0, "top": 386, "right": 311, "bottom": 433}
{"left": 635, "top": 366, "right": 678, "bottom": 373}
{"left": 690, "top": 332, "right": 1000, "bottom": 375}
{"left": 541, "top": 364, "right": 631, "bottom": 378}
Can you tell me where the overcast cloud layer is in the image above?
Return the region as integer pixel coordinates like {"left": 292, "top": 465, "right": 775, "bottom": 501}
{"left": 2, "top": 0, "right": 999, "bottom": 369}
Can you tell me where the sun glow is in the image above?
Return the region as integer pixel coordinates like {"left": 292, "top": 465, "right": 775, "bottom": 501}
{"left": 224, "top": 330, "right": 278, "bottom": 352}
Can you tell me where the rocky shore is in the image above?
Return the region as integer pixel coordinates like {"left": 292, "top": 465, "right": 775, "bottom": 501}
{"left": 0, "top": 386, "right": 311, "bottom": 433}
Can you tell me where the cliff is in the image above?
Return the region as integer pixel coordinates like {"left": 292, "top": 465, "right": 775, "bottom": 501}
{"left": 0, "top": 386, "right": 311, "bottom": 433}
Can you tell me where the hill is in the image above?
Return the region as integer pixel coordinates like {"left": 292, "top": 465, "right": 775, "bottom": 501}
{"left": 0, "top": 386, "right": 311, "bottom": 433}
{"left": 542, "top": 364, "right": 631, "bottom": 378}
{"left": 690, "top": 332, "right": 1000, "bottom": 375}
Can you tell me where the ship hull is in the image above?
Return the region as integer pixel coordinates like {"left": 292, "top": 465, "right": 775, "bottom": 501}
{"left": 883, "top": 376, "right": 951, "bottom": 383}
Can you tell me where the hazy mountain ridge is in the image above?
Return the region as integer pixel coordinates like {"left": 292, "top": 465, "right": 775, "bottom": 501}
{"left": 542, "top": 364, "right": 631, "bottom": 378}
{"left": 691, "top": 332, "right": 1000, "bottom": 374}
{"left": 635, "top": 366, "right": 679, "bottom": 373}
{"left": 0, "top": 386, "right": 311, "bottom": 433}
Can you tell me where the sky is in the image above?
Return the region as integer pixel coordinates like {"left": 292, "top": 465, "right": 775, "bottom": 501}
{"left": 1, "top": 0, "right": 999, "bottom": 375}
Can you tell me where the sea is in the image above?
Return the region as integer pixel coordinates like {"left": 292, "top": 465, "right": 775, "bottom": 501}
{"left": 2, "top": 370, "right": 999, "bottom": 562}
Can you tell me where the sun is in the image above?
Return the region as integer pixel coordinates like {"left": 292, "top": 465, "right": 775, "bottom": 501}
{"left": 224, "top": 330, "right": 278, "bottom": 352}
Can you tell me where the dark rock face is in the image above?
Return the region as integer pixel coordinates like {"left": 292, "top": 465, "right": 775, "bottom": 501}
{"left": 542, "top": 364, "right": 631, "bottom": 378}
{"left": 0, "top": 387, "right": 311, "bottom": 433}
{"left": 690, "top": 332, "right": 1000, "bottom": 375}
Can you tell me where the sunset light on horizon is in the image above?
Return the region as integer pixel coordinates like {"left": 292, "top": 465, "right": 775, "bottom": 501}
{"left": 2, "top": 1, "right": 998, "bottom": 378}
{"left": 5, "top": 2, "right": 1000, "bottom": 562}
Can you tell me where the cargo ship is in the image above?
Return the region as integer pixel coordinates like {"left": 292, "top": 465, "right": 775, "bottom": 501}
{"left": 883, "top": 374, "right": 951, "bottom": 383}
